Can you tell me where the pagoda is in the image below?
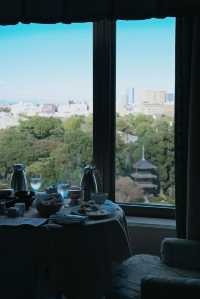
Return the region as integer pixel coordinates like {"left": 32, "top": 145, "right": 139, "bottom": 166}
{"left": 131, "top": 146, "right": 159, "bottom": 202}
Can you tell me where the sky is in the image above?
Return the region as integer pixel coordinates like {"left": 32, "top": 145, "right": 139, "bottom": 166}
{"left": 117, "top": 18, "right": 175, "bottom": 100}
{"left": 0, "top": 18, "right": 175, "bottom": 104}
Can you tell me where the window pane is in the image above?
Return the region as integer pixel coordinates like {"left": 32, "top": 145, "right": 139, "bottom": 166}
{"left": 116, "top": 18, "right": 175, "bottom": 205}
{"left": 0, "top": 23, "right": 93, "bottom": 191}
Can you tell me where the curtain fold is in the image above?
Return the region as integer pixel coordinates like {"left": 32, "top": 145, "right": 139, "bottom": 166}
{"left": 186, "top": 18, "right": 200, "bottom": 240}
{"left": 175, "top": 17, "right": 200, "bottom": 240}
{"left": 0, "top": 0, "right": 200, "bottom": 24}
{"left": 0, "top": 0, "right": 113, "bottom": 24}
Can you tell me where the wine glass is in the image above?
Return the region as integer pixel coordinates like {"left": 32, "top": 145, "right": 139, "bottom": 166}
{"left": 30, "top": 175, "right": 42, "bottom": 192}
{"left": 57, "top": 183, "right": 70, "bottom": 206}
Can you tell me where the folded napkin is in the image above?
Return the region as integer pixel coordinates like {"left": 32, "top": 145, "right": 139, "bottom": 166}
{"left": 49, "top": 213, "right": 88, "bottom": 225}
{"left": 0, "top": 217, "right": 47, "bottom": 227}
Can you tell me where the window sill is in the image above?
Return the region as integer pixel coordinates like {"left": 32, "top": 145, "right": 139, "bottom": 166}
{"left": 120, "top": 203, "right": 175, "bottom": 219}
{"left": 126, "top": 216, "right": 176, "bottom": 230}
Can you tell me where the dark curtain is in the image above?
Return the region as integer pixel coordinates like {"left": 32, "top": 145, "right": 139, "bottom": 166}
{"left": 0, "top": 0, "right": 200, "bottom": 24}
{"left": 175, "top": 17, "right": 200, "bottom": 240}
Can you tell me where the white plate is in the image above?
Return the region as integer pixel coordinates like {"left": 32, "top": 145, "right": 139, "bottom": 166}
{"left": 86, "top": 209, "right": 112, "bottom": 219}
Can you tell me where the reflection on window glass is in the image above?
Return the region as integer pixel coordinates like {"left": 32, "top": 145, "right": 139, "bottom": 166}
{"left": 116, "top": 18, "right": 175, "bottom": 205}
{"left": 0, "top": 23, "right": 93, "bottom": 191}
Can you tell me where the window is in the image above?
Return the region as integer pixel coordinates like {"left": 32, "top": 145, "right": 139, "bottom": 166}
{"left": 115, "top": 18, "right": 175, "bottom": 207}
{"left": 0, "top": 23, "right": 93, "bottom": 190}
{"left": 0, "top": 19, "right": 176, "bottom": 217}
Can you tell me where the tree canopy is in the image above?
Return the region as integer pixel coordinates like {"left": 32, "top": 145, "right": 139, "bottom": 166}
{"left": 0, "top": 113, "right": 174, "bottom": 204}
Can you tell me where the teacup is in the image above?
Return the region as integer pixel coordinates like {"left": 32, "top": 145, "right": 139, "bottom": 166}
{"left": 68, "top": 186, "right": 82, "bottom": 205}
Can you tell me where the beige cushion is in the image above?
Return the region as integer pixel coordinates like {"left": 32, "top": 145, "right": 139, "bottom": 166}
{"left": 161, "top": 238, "right": 200, "bottom": 270}
{"left": 110, "top": 254, "right": 200, "bottom": 299}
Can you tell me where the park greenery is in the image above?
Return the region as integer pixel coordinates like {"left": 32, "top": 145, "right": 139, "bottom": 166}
{"left": 0, "top": 113, "right": 175, "bottom": 204}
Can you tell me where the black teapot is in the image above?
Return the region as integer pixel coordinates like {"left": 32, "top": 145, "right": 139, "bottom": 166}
{"left": 10, "top": 164, "right": 33, "bottom": 209}
{"left": 80, "top": 165, "right": 102, "bottom": 201}
{"left": 10, "top": 164, "right": 28, "bottom": 193}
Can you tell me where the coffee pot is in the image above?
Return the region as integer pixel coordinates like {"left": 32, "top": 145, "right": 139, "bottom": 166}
{"left": 80, "top": 165, "right": 102, "bottom": 201}
{"left": 10, "top": 164, "right": 28, "bottom": 193}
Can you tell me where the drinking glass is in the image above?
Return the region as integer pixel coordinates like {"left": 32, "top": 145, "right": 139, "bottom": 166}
{"left": 57, "top": 183, "right": 70, "bottom": 206}
{"left": 30, "top": 175, "right": 42, "bottom": 191}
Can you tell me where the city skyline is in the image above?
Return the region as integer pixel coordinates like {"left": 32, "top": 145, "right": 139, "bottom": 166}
{"left": 0, "top": 18, "right": 175, "bottom": 103}
{"left": 0, "top": 87, "right": 174, "bottom": 106}
{"left": 0, "top": 86, "right": 175, "bottom": 130}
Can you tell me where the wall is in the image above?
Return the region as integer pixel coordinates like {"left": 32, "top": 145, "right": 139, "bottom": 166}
{"left": 127, "top": 217, "right": 176, "bottom": 256}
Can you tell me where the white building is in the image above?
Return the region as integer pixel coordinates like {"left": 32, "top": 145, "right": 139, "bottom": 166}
{"left": 11, "top": 102, "right": 41, "bottom": 116}
{"left": 0, "top": 112, "right": 19, "bottom": 129}
{"left": 56, "top": 101, "right": 90, "bottom": 117}
{"left": 137, "top": 90, "right": 166, "bottom": 116}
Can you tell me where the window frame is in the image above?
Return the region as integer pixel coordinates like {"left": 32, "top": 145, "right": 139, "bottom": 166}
{"left": 93, "top": 20, "right": 175, "bottom": 219}
{"left": 0, "top": 20, "right": 175, "bottom": 218}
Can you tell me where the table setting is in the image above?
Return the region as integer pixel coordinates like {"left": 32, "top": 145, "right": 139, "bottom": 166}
{"left": 0, "top": 163, "right": 131, "bottom": 299}
{"left": 0, "top": 179, "right": 123, "bottom": 228}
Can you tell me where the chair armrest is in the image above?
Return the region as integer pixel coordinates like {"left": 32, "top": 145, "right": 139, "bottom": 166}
{"left": 141, "top": 275, "right": 200, "bottom": 299}
{"left": 161, "top": 237, "right": 200, "bottom": 270}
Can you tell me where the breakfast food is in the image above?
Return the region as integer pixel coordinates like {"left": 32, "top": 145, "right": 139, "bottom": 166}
{"left": 78, "top": 201, "right": 99, "bottom": 214}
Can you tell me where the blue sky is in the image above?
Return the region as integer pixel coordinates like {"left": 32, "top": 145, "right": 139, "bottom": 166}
{"left": 0, "top": 18, "right": 175, "bottom": 104}
{"left": 117, "top": 18, "right": 175, "bottom": 100}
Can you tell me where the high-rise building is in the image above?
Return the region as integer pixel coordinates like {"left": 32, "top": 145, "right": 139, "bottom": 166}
{"left": 140, "top": 90, "right": 166, "bottom": 116}
{"left": 142, "top": 90, "right": 166, "bottom": 105}
{"left": 165, "top": 93, "right": 175, "bottom": 104}
{"left": 118, "top": 88, "right": 174, "bottom": 117}
{"left": 126, "top": 87, "right": 135, "bottom": 106}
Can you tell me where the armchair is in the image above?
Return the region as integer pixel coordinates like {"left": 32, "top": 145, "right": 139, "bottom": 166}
{"left": 110, "top": 238, "right": 200, "bottom": 299}
{"left": 141, "top": 276, "right": 200, "bottom": 299}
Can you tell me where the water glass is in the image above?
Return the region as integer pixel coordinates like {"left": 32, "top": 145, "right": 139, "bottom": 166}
{"left": 30, "top": 176, "right": 42, "bottom": 191}
{"left": 57, "top": 183, "right": 70, "bottom": 205}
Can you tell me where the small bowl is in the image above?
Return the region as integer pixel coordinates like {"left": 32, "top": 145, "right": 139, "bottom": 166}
{"left": 35, "top": 198, "right": 63, "bottom": 218}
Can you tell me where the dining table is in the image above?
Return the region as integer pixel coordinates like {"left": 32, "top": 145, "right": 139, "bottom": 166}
{"left": 0, "top": 198, "right": 131, "bottom": 299}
